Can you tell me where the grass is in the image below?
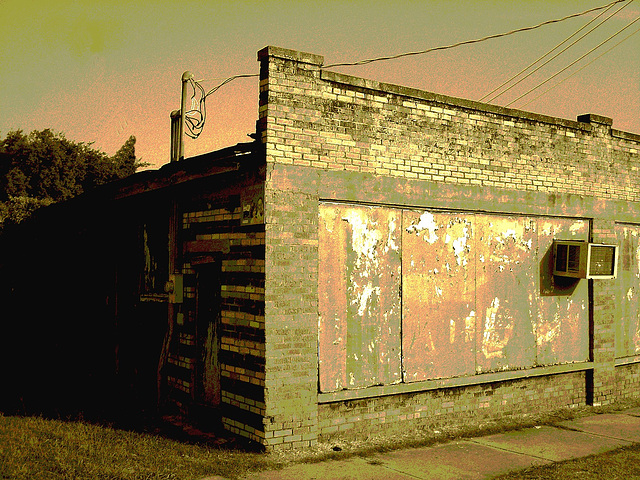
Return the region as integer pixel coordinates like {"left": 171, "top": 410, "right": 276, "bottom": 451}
{"left": 494, "top": 443, "right": 640, "bottom": 479}
{"left": 2, "top": 398, "right": 640, "bottom": 479}
{"left": 0, "top": 414, "right": 271, "bottom": 479}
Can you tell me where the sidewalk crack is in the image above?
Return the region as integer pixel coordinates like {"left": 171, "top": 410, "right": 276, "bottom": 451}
{"left": 467, "top": 439, "right": 556, "bottom": 462}
{"left": 552, "top": 424, "right": 635, "bottom": 444}
{"left": 377, "top": 463, "right": 425, "bottom": 479}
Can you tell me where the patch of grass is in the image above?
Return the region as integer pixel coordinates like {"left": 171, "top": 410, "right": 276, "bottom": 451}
{"left": 493, "top": 443, "right": 640, "bottom": 479}
{"left": 3, "top": 398, "right": 640, "bottom": 479}
{"left": 0, "top": 414, "right": 270, "bottom": 479}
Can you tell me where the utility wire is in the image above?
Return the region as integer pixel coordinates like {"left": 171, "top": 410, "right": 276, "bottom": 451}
{"left": 182, "top": 0, "right": 630, "bottom": 139}
{"left": 183, "top": 74, "right": 259, "bottom": 139}
{"left": 195, "top": 0, "right": 626, "bottom": 102}
{"left": 519, "top": 25, "right": 640, "bottom": 109}
{"left": 184, "top": 78, "right": 206, "bottom": 139}
{"left": 481, "top": 0, "right": 629, "bottom": 103}
{"left": 505, "top": 12, "right": 640, "bottom": 107}
{"left": 204, "top": 73, "right": 259, "bottom": 97}
{"left": 323, "top": 0, "right": 628, "bottom": 68}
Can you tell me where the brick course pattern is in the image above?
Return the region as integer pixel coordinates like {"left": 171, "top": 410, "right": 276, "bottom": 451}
{"left": 262, "top": 185, "right": 319, "bottom": 449}
{"left": 318, "top": 372, "right": 586, "bottom": 441}
{"left": 257, "top": 46, "right": 640, "bottom": 450}
{"left": 616, "top": 362, "right": 640, "bottom": 400}
{"left": 175, "top": 184, "right": 266, "bottom": 444}
{"left": 259, "top": 48, "right": 639, "bottom": 202}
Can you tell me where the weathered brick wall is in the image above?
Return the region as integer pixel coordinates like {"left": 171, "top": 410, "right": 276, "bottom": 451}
{"left": 318, "top": 372, "right": 586, "bottom": 442}
{"left": 169, "top": 170, "right": 266, "bottom": 444}
{"left": 616, "top": 362, "right": 640, "bottom": 400}
{"left": 591, "top": 219, "right": 618, "bottom": 406}
{"left": 261, "top": 173, "right": 319, "bottom": 449}
{"left": 257, "top": 46, "right": 640, "bottom": 450}
{"left": 258, "top": 47, "right": 640, "bottom": 202}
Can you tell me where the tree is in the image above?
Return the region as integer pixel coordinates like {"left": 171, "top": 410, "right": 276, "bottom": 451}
{"left": 0, "top": 129, "right": 144, "bottom": 229}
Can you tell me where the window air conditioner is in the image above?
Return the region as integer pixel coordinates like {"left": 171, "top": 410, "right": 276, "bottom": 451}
{"left": 553, "top": 240, "right": 618, "bottom": 279}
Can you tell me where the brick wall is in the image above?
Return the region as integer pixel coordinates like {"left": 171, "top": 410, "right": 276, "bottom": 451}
{"left": 318, "top": 372, "right": 586, "bottom": 442}
{"left": 262, "top": 173, "right": 319, "bottom": 449}
{"left": 169, "top": 169, "right": 266, "bottom": 444}
{"left": 257, "top": 46, "right": 640, "bottom": 450}
{"left": 616, "top": 362, "right": 640, "bottom": 400}
{"left": 258, "top": 47, "right": 640, "bottom": 202}
{"left": 591, "top": 218, "right": 618, "bottom": 406}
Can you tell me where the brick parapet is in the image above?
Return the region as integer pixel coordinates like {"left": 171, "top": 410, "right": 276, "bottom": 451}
{"left": 258, "top": 46, "right": 640, "bottom": 203}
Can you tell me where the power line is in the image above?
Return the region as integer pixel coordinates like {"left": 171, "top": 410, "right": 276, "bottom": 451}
{"left": 195, "top": 0, "right": 628, "bottom": 104}
{"left": 183, "top": 74, "right": 259, "bottom": 139}
{"left": 204, "top": 73, "right": 259, "bottom": 97}
{"left": 183, "top": 0, "right": 631, "bottom": 139}
{"left": 184, "top": 78, "right": 206, "bottom": 139}
{"left": 505, "top": 12, "right": 640, "bottom": 107}
{"left": 323, "top": 0, "right": 628, "bottom": 68}
{"left": 481, "top": 0, "right": 630, "bottom": 103}
{"left": 518, "top": 25, "right": 640, "bottom": 109}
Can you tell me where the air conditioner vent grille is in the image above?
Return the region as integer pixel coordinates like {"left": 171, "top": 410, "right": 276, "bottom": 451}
{"left": 589, "top": 244, "right": 616, "bottom": 276}
{"left": 567, "top": 244, "right": 581, "bottom": 273}
{"left": 555, "top": 244, "right": 568, "bottom": 273}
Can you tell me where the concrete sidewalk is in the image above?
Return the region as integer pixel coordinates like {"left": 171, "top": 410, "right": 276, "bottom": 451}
{"left": 243, "top": 407, "right": 640, "bottom": 479}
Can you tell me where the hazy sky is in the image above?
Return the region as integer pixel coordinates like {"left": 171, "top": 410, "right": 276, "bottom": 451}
{"left": 1, "top": 0, "right": 638, "bottom": 169}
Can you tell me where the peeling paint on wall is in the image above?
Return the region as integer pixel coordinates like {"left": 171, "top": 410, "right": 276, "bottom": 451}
{"left": 403, "top": 210, "right": 475, "bottom": 381}
{"left": 320, "top": 203, "right": 590, "bottom": 390}
{"left": 475, "top": 215, "right": 537, "bottom": 372}
{"left": 616, "top": 224, "right": 640, "bottom": 357}
{"left": 319, "top": 203, "right": 401, "bottom": 392}
{"left": 537, "top": 217, "right": 589, "bottom": 366}
{"left": 482, "top": 297, "right": 507, "bottom": 359}
{"left": 202, "top": 321, "right": 220, "bottom": 404}
{"left": 406, "top": 212, "right": 439, "bottom": 243}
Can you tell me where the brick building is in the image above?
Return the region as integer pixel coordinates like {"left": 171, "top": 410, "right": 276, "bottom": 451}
{"left": 2, "top": 46, "right": 640, "bottom": 451}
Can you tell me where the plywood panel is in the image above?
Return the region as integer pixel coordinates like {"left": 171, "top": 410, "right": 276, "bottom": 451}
{"left": 616, "top": 224, "right": 640, "bottom": 358}
{"left": 402, "top": 210, "right": 476, "bottom": 381}
{"left": 318, "top": 203, "right": 402, "bottom": 392}
{"left": 475, "top": 215, "right": 537, "bottom": 373}
{"left": 321, "top": 202, "right": 593, "bottom": 389}
{"left": 537, "top": 219, "right": 589, "bottom": 365}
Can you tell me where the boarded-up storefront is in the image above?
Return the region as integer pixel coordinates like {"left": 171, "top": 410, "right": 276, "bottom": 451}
{"left": 319, "top": 204, "right": 589, "bottom": 391}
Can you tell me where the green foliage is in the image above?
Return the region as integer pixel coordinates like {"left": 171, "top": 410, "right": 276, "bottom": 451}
{"left": 0, "top": 196, "right": 53, "bottom": 225}
{"left": 0, "top": 129, "right": 144, "bottom": 229}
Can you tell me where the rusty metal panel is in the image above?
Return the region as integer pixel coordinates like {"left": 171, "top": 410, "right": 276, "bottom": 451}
{"left": 318, "top": 203, "right": 402, "bottom": 392}
{"left": 475, "top": 215, "right": 537, "bottom": 373}
{"left": 402, "top": 211, "right": 475, "bottom": 381}
{"left": 537, "top": 219, "right": 589, "bottom": 365}
{"left": 616, "top": 224, "right": 640, "bottom": 358}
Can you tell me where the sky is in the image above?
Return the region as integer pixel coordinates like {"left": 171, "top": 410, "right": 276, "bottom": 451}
{"left": 1, "top": 0, "right": 638, "bottom": 170}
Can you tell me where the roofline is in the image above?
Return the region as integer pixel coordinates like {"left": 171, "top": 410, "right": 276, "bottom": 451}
{"left": 11, "top": 141, "right": 262, "bottom": 225}
{"left": 259, "top": 45, "right": 640, "bottom": 141}
{"left": 84, "top": 141, "right": 261, "bottom": 202}
{"left": 108, "top": 141, "right": 260, "bottom": 199}
{"left": 320, "top": 69, "right": 640, "bottom": 142}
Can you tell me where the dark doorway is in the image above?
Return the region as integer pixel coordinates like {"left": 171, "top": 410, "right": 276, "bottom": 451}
{"left": 195, "top": 262, "right": 222, "bottom": 407}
